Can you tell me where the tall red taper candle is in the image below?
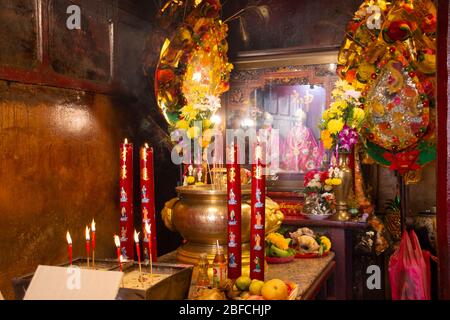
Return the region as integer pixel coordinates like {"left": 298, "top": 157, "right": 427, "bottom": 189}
{"left": 91, "top": 219, "right": 96, "bottom": 266}
{"left": 227, "top": 141, "right": 242, "bottom": 279}
{"left": 114, "top": 235, "right": 123, "bottom": 271}
{"left": 140, "top": 144, "right": 157, "bottom": 262}
{"left": 250, "top": 141, "right": 266, "bottom": 280}
{"left": 119, "top": 138, "right": 134, "bottom": 260}
{"left": 85, "top": 226, "right": 91, "bottom": 267}
{"left": 66, "top": 231, "right": 73, "bottom": 266}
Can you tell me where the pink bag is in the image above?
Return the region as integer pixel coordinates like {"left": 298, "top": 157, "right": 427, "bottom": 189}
{"left": 388, "top": 230, "right": 431, "bottom": 300}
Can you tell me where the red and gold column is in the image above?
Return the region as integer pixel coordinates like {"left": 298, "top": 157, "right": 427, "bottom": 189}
{"left": 227, "top": 141, "right": 241, "bottom": 279}
{"left": 250, "top": 142, "right": 265, "bottom": 280}
{"left": 119, "top": 138, "right": 134, "bottom": 260}
{"left": 140, "top": 143, "right": 157, "bottom": 261}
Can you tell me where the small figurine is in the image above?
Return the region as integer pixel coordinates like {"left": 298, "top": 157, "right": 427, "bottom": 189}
{"left": 229, "top": 210, "right": 236, "bottom": 225}
{"left": 229, "top": 253, "right": 237, "bottom": 268}
{"left": 228, "top": 189, "right": 237, "bottom": 205}
{"left": 253, "top": 234, "right": 262, "bottom": 250}
{"left": 120, "top": 207, "right": 127, "bottom": 221}
{"left": 120, "top": 187, "right": 127, "bottom": 203}
{"left": 254, "top": 211, "right": 263, "bottom": 229}
{"left": 141, "top": 185, "right": 149, "bottom": 203}
{"left": 229, "top": 231, "right": 236, "bottom": 247}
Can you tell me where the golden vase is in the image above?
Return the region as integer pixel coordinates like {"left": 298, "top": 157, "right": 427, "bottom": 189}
{"left": 161, "top": 184, "right": 284, "bottom": 271}
{"left": 333, "top": 152, "right": 353, "bottom": 221}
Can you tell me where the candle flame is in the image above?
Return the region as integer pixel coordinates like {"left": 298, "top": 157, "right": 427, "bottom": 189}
{"left": 145, "top": 221, "right": 151, "bottom": 234}
{"left": 114, "top": 235, "right": 120, "bottom": 247}
{"left": 85, "top": 226, "right": 90, "bottom": 241}
{"left": 144, "top": 143, "right": 149, "bottom": 149}
{"left": 124, "top": 138, "right": 128, "bottom": 144}
{"left": 66, "top": 231, "right": 72, "bottom": 244}
{"left": 91, "top": 219, "right": 96, "bottom": 232}
{"left": 134, "top": 230, "right": 140, "bottom": 243}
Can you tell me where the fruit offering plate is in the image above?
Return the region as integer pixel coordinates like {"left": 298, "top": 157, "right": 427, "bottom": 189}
{"left": 301, "top": 213, "right": 333, "bottom": 220}
{"left": 265, "top": 255, "right": 295, "bottom": 264}
{"left": 295, "top": 251, "right": 330, "bottom": 259}
{"left": 238, "top": 281, "right": 298, "bottom": 301}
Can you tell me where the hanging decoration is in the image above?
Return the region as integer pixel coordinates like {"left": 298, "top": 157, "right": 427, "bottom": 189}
{"left": 155, "top": 0, "right": 233, "bottom": 149}
{"left": 327, "top": 0, "right": 437, "bottom": 178}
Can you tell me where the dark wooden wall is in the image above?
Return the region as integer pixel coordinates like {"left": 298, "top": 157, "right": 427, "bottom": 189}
{"left": 0, "top": 0, "right": 181, "bottom": 299}
{"left": 224, "top": 0, "right": 362, "bottom": 54}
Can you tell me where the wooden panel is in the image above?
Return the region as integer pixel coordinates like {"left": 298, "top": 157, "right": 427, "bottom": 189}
{"left": 48, "top": 0, "right": 114, "bottom": 82}
{"left": 0, "top": 81, "right": 121, "bottom": 299}
{"left": 0, "top": 0, "right": 39, "bottom": 69}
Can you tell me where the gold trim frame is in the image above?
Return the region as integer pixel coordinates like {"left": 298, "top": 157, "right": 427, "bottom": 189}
{"left": 226, "top": 47, "right": 339, "bottom": 116}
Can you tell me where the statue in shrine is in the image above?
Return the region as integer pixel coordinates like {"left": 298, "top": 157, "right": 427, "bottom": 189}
{"left": 281, "top": 109, "right": 324, "bottom": 173}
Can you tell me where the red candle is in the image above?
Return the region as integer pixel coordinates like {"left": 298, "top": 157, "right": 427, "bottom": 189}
{"left": 134, "top": 230, "right": 141, "bottom": 263}
{"left": 250, "top": 141, "right": 266, "bottom": 281}
{"left": 91, "top": 219, "right": 96, "bottom": 252}
{"left": 85, "top": 226, "right": 91, "bottom": 258}
{"left": 120, "top": 138, "right": 134, "bottom": 260}
{"left": 66, "top": 231, "right": 73, "bottom": 266}
{"left": 114, "top": 235, "right": 123, "bottom": 272}
{"left": 145, "top": 222, "right": 153, "bottom": 275}
{"left": 227, "top": 141, "right": 242, "bottom": 279}
{"left": 140, "top": 143, "right": 157, "bottom": 262}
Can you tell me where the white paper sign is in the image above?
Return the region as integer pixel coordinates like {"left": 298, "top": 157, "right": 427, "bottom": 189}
{"left": 24, "top": 265, "right": 123, "bottom": 300}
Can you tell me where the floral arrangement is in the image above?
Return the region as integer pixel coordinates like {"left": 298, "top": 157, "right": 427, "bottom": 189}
{"left": 320, "top": 79, "right": 366, "bottom": 153}
{"left": 302, "top": 170, "right": 341, "bottom": 216}
{"left": 156, "top": 0, "right": 233, "bottom": 147}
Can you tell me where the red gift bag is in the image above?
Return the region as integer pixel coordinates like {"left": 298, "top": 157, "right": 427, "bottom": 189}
{"left": 388, "top": 230, "right": 431, "bottom": 300}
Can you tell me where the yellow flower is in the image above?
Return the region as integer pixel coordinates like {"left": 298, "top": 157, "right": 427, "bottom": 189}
{"left": 321, "top": 130, "right": 333, "bottom": 150}
{"left": 181, "top": 104, "right": 199, "bottom": 120}
{"left": 353, "top": 107, "right": 365, "bottom": 121}
{"left": 202, "top": 119, "right": 212, "bottom": 129}
{"left": 327, "top": 119, "right": 344, "bottom": 134}
{"left": 186, "top": 176, "right": 195, "bottom": 185}
{"left": 331, "top": 178, "right": 342, "bottom": 186}
{"left": 320, "top": 236, "right": 332, "bottom": 252}
{"left": 187, "top": 126, "right": 201, "bottom": 139}
{"left": 195, "top": 181, "right": 204, "bottom": 186}
{"left": 331, "top": 100, "right": 348, "bottom": 111}
{"left": 176, "top": 119, "right": 190, "bottom": 130}
{"left": 325, "top": 178, "right": 333, "bottom": 185}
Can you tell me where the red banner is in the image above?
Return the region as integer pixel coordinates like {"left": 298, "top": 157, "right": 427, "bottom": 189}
{"left": 119, "top": 139, "right": 134, "bottom": 260}
{"left": 140, "top": 144, "right": 158, "bottom": 261}
{"left": 250, "top": 142, "right": 265, "bottom": 281}
{"left": 227, "top": 142, "right": 241, "bottom": 279}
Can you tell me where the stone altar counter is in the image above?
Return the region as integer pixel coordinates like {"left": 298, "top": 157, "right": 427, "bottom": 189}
{"left": 159, "top": 251, "right": 336, "bottom": 300}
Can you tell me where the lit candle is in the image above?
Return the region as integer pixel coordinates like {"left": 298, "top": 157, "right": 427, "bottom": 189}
{"left": 91, "top": 219, "right": 96, "bottom": 267}
{"left": 145, "top": 221, "right": 153, "bottom": 277}
{"left": 85, "top": 226, "right": 91, "bottom": 268}
{"left": 134, "top": 230, "right": 142, "bottom": 280}
{"left": 114, "top": 235, "right": 122, "bottom": 272}
{"left": 66, "top": 231, "right": 73, "bottom": 266}
{"left": 120, "top": 138, "right": 134, "bottom": 260}
{"left": 140, "top": 143, "right": 157, "bottom": 262}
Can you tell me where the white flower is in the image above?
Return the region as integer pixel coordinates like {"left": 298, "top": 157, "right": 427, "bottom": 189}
{"left": 344, "top": 89, "right": 361, "bottom": 100}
